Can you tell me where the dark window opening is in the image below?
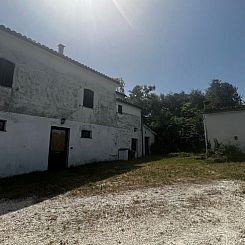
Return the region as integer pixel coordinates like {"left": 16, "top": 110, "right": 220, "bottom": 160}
{"left": 131, "top": 138, "right": 137, "bottom": 152}
{"left": 81, "top": 130, "right": 92, "bottom": 139}
{"left": 0, "top": 120, "right": 6, "bottom": 131}
{"left": 118, "top": 105, "right": 122, "bottom": 114}
{"left": 83, "top": 89, "right": 94, "bottom": 108}
{"left": 0, "top": 58, "right": 15, "bottom": 88}
{"left": 134, "top": 127, "right": 138, "bottom": 132}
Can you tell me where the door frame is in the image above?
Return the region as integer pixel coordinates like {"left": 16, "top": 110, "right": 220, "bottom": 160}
{"left": 48, "top": 126, "right": 70, "bottom": 170}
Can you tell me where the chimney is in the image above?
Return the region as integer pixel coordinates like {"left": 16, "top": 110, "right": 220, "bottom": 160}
{"left": 58, "top": 44, "right": 65, "bottom": 55}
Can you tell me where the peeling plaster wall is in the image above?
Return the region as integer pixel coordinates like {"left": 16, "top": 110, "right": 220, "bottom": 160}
{"left": 0, "top": 30, "right": 117, "bottom": 127}
{"left": 0, "top": 30, "right": 147, "bottom": 177}
{"left": 0, "top": 111, "right": 122, "bottom": 177}
{"left": 204, "top": 111, "right": 245, "bottom": 151}
{"left": 116, "top": 101, "right": 143, "bottom": 157}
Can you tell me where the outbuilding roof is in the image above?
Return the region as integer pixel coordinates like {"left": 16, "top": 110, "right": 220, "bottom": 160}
{"left": 143, "top": 124, "right": 157, "bottom": 135}
{"left": 115, "top": 91, "right": 127, "bottom": 97}
{"left": 0, "top": 25, "right": 119, "bottom": 85}
{"left": 116, "top": 98, "right": 142, "bottom": 110}
{"left": 204, "top": 105, "right": 245, "bottom": 114}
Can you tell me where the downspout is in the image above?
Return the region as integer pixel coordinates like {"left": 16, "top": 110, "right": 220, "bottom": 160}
{"left": 141, "top": 112, "right": 144, "bottom": 157}
{"left": 203, "top": 114, "right": 208, "bottom": 158}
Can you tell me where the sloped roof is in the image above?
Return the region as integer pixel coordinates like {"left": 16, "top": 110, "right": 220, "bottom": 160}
{"left": 0, "top": 25, "right": 119, "bottom": 85}
{"left": 143, "top": 124, "right": 157, "bottom": 135}
{"left": 115, "top": 91, "right": 127, "bottom": 97}
{"left": 204, "top": 105, "right": 245, "bottom": 114}
{"left": 116, "top": 98, "right": 142, "bottom": 110}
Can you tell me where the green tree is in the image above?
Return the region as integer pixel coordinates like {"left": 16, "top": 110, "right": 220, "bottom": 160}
{"left": 116, "top": 78, "right": 125, "bottom": 94}
{"left": 206, "top": 80, "right": 242, "bottom": 108}
{"left": 189, "top": 90, "right": 206, "bottom": 110}
{"left": 127, "top": 81, "right": 243, "bottom": 154}
{"left": 128, "top": 85, "right": 206, "bottom": 153}
{"left": 163, "top": 92, "right": 189, "bottom": 116}
{"left": 128, "top": 85, "right": 156, "bottom": 117}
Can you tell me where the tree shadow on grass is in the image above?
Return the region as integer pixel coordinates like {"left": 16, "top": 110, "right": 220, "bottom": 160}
{"left": 0, "top": 156, "right": 162, "bottom": 215}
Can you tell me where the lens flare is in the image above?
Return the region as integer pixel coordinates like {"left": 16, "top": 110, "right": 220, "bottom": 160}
{"left": 111, "top": 0, "right": 134, "bottom": 29}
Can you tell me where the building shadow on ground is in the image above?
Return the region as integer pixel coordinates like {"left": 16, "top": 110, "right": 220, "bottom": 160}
{"left": 0, "top": 156, "right": 162, "bottom": 216}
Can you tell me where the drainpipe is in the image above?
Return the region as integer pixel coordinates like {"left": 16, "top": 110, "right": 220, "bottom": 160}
{"left": 141, "top": 112, "right": 144, "bottom": 157}
{"left": 203, "top": 114, "right": 208, "bottom": 158}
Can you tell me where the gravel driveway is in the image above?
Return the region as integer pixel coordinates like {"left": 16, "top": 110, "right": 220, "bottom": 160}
{"left": 1, "top": 180, "right": 245, "bottom": 244}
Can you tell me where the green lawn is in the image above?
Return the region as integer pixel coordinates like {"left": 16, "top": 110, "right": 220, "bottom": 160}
{"left": 1, "top": 155, "right": 245, "bottom": 200}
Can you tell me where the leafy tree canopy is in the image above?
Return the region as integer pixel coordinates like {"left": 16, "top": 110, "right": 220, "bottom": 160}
{"left": 116, "top": 78, "right": 125, "bottom": 94}
{"left": 206, "top": 80, "right": 242, "bottom": 108}
{"left": 126, "top": 80, "right": 243, "bottom": 154}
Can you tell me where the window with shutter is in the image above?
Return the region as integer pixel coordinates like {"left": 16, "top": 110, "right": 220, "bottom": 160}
{"left": 0, "top": 58, "right": 15, "bottom": 88}
{"left": 118, "top": 105, "right": 123, "bottom": 114}
{"left": 83, "top": 89, "right": 94, "bottom": 108}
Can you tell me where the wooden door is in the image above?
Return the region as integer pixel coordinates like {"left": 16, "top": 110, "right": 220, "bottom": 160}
{"left": 48, "top": 127, "right": 70, "bottom": 170}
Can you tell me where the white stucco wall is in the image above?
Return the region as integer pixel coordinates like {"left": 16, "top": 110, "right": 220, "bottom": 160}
{"left": 204, "top": 111, "right": 245, "bottom": 151}
{"left": 143, "top": 126, "right": 156, "bottom": 155}
{"left": 116, "top": 101, "right": 141, "bottom": 117}
{"left": 0, "top": 27, "right": 152, "bottom": 177}
{"left": 0, "top": 111, "right": 126, "bottom": 177}
{"left": 0, "top": 29, "right": 118, "bottom": 126}
{"left": 116, "top": 101, "right": 143, "bottom": 157}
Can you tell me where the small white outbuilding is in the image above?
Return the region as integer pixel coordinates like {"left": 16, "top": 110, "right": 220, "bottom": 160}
{"left": 204, "top": 108, "right": 245, "bottom": 151}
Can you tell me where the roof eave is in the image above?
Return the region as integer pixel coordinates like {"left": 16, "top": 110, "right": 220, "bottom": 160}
{"left": 116, "top": 98, "right": 142, "bottom": 110}
{"left": 0, "top": 25, "right": 120, "bottom": 85}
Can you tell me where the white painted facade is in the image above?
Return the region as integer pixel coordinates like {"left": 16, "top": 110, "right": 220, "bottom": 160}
{"left": 204, "top": 110, "right": 245, "bottom": 151}
{"left": 116, "top": 99, "right": 143, "bottom": 158}
{"left": 0, "top": 111, "right": 124, "bottom": 177}
{"left": 0, "top": 26, "right": 155, "bottom": 177}
{"left": 143, "top": 125, "right": 156, "bottom": 155}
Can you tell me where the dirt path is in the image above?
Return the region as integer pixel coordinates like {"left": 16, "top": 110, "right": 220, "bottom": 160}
{"left": 1, "top": 180, "right": 245, "bottom": 244}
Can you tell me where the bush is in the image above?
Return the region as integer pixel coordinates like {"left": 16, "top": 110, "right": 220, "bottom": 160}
{"left": 208, "top": 139, "right": 245, "bottom": 162}
{"left": 150, "top": 141, "right": 164, "bottom": 155}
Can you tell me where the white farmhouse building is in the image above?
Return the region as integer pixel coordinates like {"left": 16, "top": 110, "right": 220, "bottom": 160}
{"left": 204, "top": 108, "right": 245, "bottom": 151}
{"left": 0, "top": 25, "right": 155, "bottom": 177}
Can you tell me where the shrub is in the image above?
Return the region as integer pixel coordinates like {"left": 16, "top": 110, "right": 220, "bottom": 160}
{"left": 208, "top": 139, "right": 245, "bottom": 162}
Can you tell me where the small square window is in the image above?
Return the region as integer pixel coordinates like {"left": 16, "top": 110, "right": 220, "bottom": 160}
{"left": 134, "top": 128, "right": 138, "bottom": 132}
{"left": 81, "top": 130, "right": 92, "bottom": 139}
{"left": 0, "top": 120, "right": 6, "bottom": 131}
{"left": 118, "top": 105, "right": 122, "bottom": 114}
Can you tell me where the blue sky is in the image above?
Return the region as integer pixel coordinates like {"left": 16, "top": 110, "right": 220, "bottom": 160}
{"left": 1, "top": 0, "right": 245, "bottom": 96}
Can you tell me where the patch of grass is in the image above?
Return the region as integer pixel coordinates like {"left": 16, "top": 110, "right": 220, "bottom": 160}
{"left": 1, "top": 155, "right": 245, "bottom": 201}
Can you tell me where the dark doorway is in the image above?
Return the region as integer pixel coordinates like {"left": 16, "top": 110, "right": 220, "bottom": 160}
{"left": 145, "top": 137, "right": 150, "bottom": 156}
{"left": 131, "top": 138, "right": 138, "bottom": 152}
{"left": 130, "top": 138, "right": 138, "bottom": 160}
{"left": 48, "top": 126, "right": 70, "bottom": 170}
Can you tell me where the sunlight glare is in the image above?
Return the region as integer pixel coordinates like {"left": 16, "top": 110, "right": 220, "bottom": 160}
{"left": 111, "top": 0, "right": 134, "bottom": 29}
